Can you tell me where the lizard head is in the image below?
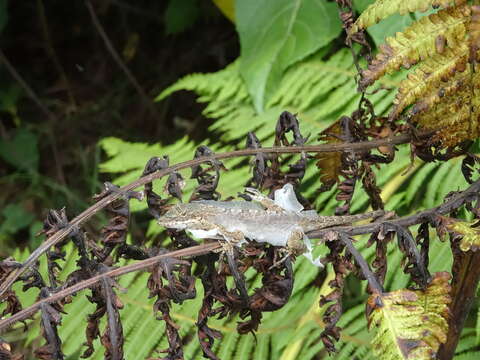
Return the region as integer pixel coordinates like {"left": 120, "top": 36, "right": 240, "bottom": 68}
{"left": 157, "top": 203, "right": 202, "bottom": 230}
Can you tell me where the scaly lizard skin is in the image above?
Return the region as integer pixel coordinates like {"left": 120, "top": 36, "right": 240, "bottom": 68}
{"left": 158, "top": 184, "right": 384, "bottom": 266}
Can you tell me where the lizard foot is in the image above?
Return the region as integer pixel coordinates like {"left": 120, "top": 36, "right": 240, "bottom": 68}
{"left": 269, "top": 249, "right": 292, "bottom": 270}
{"left": 244, "top": 188, "right": 285, "bottom": 212}
{"left": 218, "top": 240, "right": 235, "bottom": 255}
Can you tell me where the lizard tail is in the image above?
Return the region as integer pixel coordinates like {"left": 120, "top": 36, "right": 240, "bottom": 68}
{"left": 305, "top": 210, "right": 388, "bottom": 231}
{"left": 338, "top": 209, "right": 385, "bottom": 224}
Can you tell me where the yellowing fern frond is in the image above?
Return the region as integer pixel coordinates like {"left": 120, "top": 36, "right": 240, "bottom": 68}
{"left": 409, "top": 68, "right": 470, "bottom": 115}
{"left": 360, "top": 5, "right": 470, "bottom": 88}
{"left": 350, "top": 0, "right": 466, "bottom": 34}
{"left": 389, "top": 43, "right": 469, "bottom": 120}
{"left": 411, "top": 67, "right": 480, "bottom": 146}
{"left": 447, "top": 219, "right": 480, "bottom": 251}
{"left": 368, "top": 272, "right": 451, "bottom": 360}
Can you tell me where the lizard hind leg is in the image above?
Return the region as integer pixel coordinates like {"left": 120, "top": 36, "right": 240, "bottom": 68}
{"left": 285, "top": 229, "right": 324, "bottom": 268}
{"left": 269, "top": 229, "right": 305, "bottom": 270}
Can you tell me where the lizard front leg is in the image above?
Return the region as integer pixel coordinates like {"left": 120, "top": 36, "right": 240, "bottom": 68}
{"left": 215, "top": 225, "right": 250, "bottom": 303}
{"left": 244, "top": 188, "right": 285, "bottom": 213}
{"left": 214, "top": 225, "right": 246, "bottom": 253}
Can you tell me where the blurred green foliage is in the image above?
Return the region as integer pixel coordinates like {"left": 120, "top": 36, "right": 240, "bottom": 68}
{"left": 164, "top": 0, "right": 199, "bottom": 34}
{"left": 0, "top": 128, "right": 39, "bottom": 173}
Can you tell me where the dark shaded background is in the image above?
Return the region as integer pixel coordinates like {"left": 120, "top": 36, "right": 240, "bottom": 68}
{"left": 0, "top": 0, "right": 239, "bottom": 252}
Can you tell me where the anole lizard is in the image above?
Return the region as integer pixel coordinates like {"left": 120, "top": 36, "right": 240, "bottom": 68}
{"left": 158, "top": 183, "right": 384, "bottom": 266}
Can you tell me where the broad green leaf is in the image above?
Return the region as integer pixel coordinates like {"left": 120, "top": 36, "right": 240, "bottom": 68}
{"left": 368, "top": 272, "right": 451, "bottom": 360}
{"left": 236, "top": 0, "right": 342, "bottom": 112}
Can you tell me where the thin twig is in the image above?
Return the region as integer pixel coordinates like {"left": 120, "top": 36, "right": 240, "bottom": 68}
{"left": 0, "top": 131, "right": 432, "bottom": 298}
{"left": 85, "top": 1, "right": 164, "bottom": 130}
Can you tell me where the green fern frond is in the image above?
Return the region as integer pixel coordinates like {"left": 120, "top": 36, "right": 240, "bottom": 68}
{"left": 427, "top": 236, "right": 454, "bottom": 272}
{"left": 103, "top": 49, "right": 400, "bottom": 213}
{"left": 455, "top": 351, "right": 480, "bottom": 360}
{"left": 402, "top": 157, "right": 467, "bottom": 210}
{"left": 368, "top": 272, "right": 451, "bottom": 360}
{"left": 360, "top": 5, "right": 470, "bottom": 88}
{"left": 350, "top": 0, "right": 466, "bottom": 34}
{"left": 156, "top": 61, "right": 250, "bottom": 106}
{"left": 405, "top": 163, "right": 438, "bottom": 205}
{"left": 455, "top": 328, "right": 477, "bottom": 353}
{"left": 253, "top": 336, "right": 270, "bottom": 359}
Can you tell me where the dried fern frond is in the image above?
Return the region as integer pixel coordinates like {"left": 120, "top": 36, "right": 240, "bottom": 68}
{"left": 350, "top": 0, "right": 466, "bottom": 34}
{"left": 316, "top": 121, "right": 343, "bottom": 191}
{"left": 389, "top": 43, "right": 469, "bottom": 120}
{"left": 368, "top": 272, "right": 451, "bottom": 360}
{"left": 360, "top": 5, "right": 470, "bottom": 89}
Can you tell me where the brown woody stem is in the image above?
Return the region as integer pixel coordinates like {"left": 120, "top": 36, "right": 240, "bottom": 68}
{"left": 437, "top": 251, "right": 480, "bottom": 360}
